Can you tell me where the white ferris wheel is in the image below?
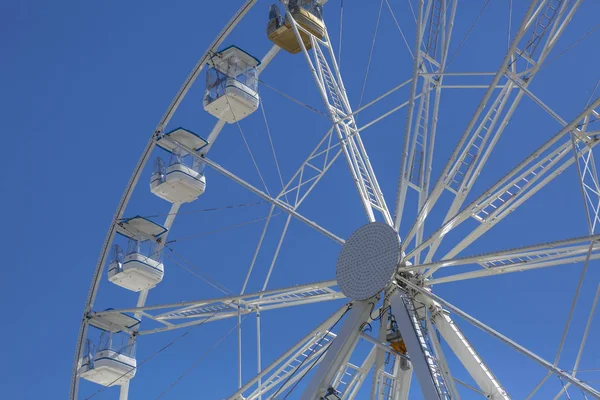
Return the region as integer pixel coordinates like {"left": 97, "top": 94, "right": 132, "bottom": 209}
{"left": 71, "top": 0, "right": 600, "bottom": 399}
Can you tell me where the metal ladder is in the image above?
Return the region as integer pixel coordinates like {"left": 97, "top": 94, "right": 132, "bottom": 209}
{"left": 404, "top": 297, "right": 452, "bottom": 399}
{"left": 446, "top": 85, "right": 511, "bottom": 192}
{"left": 313, "top": 37, "right": 385, "bottom": 212}
{"left": 425, "top": 0, "right": 443, "bottom": 59}
{"left": 524, "top": 0, "right": 563, "bottom": 59}
{"left": 408, "top": 84, "right": 432, "bottom": 188}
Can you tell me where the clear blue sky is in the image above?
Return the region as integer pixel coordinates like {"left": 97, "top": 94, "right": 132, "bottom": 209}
{"left": 2, "top": 0, "right": 600, "bottom": 399}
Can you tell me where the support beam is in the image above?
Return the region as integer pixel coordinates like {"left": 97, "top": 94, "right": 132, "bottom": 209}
{"left": 89, "top": 280, "right": 344, "bottom": 335}
{"left": 431, "top": 309, "right": 508, "bottom": 399}
{"left": 403, "top": 0, "right": 584, "bottom": 263}
{"left": 398, "top": 278, "right": 600, "bottom": 399}
{"left": 229, "top": 306, "right": 347, "bottom": 400}
{"left": 302, "top": 300, "right": 374, "bottom": 400}
{"left": 404, "top": 96, "right": 600, "bottom": 272}
{"left": 200, "top": 155, "right": 345, "bottom": 245}
{"left": 401, "top": 234, "right": 600, "bottom": 285}
{"left": 393, "top": 361, "right": 412, "bottom": 400}
{"left": 389, "top": 290, "right": 443, "bottom": 399}
{"left": 289, "top": 10, "right": 393, "bottom": 225}
{"left": 395, "top": 0, "right": 458, "bottom": 236}
{"left": 342, "top": 347, "right": 376, "bottom": 400}
{"left": 426, "top": 315, "right": 461, "bottom": 400}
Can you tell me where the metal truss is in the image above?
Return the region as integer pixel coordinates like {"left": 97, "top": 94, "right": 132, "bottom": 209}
{"left": 405, "top": 96, "right": 600, "bottom": 274}
{"left": 229, "top": 306, "right": 346, "bottom": 400}
{"left": 286, "top": 8, "right": 463, "bottom": 399}
{"left": 87, "top": 280, "right": 343, "bottom": 335}
{"left": 395, "top": 0, "right": 458, "bottom": 246}
{"left": 75, "top": 2, "right": 600, "bottom": 399}
{"left": 428, "top": 306, "right": 509, "bottom": 400}
{"left": 402, "top": 0, "right": 584, "bottom": 264}
{"left": 288, "top": 10, "right": 393, "bottom": 225}
{"left": 399, "top": 277, "right": 600, "bottom": 399}
{"left": 399, "top": 234, "right": 600, "bottom": 285}
{"left": 389, "top": 290, "right": 450, "bottom": 399}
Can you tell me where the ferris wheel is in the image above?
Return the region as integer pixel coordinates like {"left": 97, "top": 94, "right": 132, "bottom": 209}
{"left": 70, "top": 0, "right": 600, "bottom": 399}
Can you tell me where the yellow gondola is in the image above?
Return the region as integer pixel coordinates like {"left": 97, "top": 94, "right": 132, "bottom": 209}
{"left": 267, "top": 2, "right": 325, "bottom": 54}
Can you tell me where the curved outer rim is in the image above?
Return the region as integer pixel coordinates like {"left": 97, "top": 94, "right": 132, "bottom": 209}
{"left": 69, "top": 2, "right": 258, "bottom": 398}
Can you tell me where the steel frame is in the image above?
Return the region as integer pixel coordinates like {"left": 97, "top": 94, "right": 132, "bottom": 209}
{"left": 74, "top": 1, "right": 600, "bottom": 399}
{"left": 405, "top": 96, "right": 600, "bottom": 274}
{"left": 88, "top": 280, "right": 343, "bottom": 335}
{"left": 401, "top": 0, "right": 584, "bottom": 264}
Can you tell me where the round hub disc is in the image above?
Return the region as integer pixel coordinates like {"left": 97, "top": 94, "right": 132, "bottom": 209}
{"left": 336, "top": 222, "right": 401, "bottom": 301}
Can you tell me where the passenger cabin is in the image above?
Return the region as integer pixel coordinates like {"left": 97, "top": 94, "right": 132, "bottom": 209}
{"left": 78, "top": 332, "right": 136, "bottom": 386}
{"left": 88, "top": 309, "right": 141, "bottom": 333}
{"left": 151, "top": 127, "right": 208, "bottom": 204}
{"left": 267, "top": 0, "right": 325, "bottom": 54}
{"left": 108, "top": 216, "right": 167, "bottom": 292}
{"left": 203, "top": 46, "right": 260, "bottom": 123}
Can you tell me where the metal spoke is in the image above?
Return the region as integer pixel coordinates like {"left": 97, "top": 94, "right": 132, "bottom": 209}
{"left": 398, "top": 234, "right": 600, "bottom": 284}
{"left": 201, "top": 155, "right": 345, "bottom": 244}
{"left": 394, "top": 0, "right": 457, "bottom": 238}
{"left": 398, "top": 277, "right": 600, "bottom": 399}
{"left": 403, "top": 0, "right": 583, "bottom": 262}
{"left": 88, "top": 280, "right": 343, "bottom": 335}
{"left": 289, "top": 10, "right": 393, "bottom": 225}
{"left": 229, "top": 306, "right": 348, "bottom": 400}
{"left": 404, "top": 96, "right": 600, "bottom": 274}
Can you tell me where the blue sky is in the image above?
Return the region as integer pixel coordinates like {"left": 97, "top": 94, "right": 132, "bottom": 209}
{"left": 2, "top": 0, "right": 600, "bottom": 399}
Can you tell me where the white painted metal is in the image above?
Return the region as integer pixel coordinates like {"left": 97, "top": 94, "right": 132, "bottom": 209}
{"left": 430, "top": 308, "right": 508, "bottom": 399}
{"left": 119, "top": 382, "right": 129, "bottom": 400}
{"left": 426, "top": 315, "right": 460, "bottom": 400}
{"left": 394, "top": 0, "right": 457, "bottom": 240}
{"left": 302, "top": 300, "right": 374, "bottom": 400}
{"left": 403, "top": 0, "right": 584, "bottom": 263}
{"left": 388, "top": 289, "right": 445, "bottom": 399}
{"left": 396, "top": 234, "right": 600, "bottom": 284}
{"left": 229, "top": 306, "right": 347, "bottom": 400}
{"left": 340, "top": 346, "right": 376, "bottom": 400}
{"left": 76, "top": 1, "right": 600, "bottom": 399}
{"left": 406, "top": 96, "right": 600, "bottom": 271}
{"left": 393, "top": 360, "right": 412, "bottom": 400}
{"left": 399, "top": 277, "right": 600, "bottom": 399}
{"left": 90, "top": 280, "right": 344, "bottom": 335}
{"left": 370, "top": 303, "right": 389, "bottom": 400}
{"left": 288, "top": 10, "right": 393, "bottom": 225}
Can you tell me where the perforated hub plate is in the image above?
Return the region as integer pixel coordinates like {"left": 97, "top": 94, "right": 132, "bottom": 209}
{"left": 336, "top": 222, "right": 401, "bottom": 301}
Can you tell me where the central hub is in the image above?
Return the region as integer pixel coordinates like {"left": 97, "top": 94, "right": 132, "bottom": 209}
{"left": 336, "top": 222, "right": 401, "bottom": 301}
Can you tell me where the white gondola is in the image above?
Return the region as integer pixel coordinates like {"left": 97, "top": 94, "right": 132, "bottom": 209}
{"left": 107, "top": 239, "right": 164, "bottom": 292}
{"left": 115, "top": 215, "right": 168, "bottom": 239}
{"left": 88, "top": 309, "right": 141, "bottom": 333}
{"left": 203, "top": 45, "right": 260, "bottom": 123}
{"left": 151, "top": 127, "right": 209, "bottom": 203}
{"left": 79, "top": 333, "right": 136, "bottom": 386}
